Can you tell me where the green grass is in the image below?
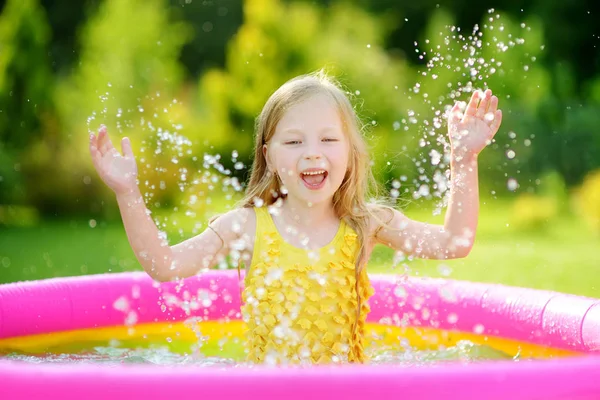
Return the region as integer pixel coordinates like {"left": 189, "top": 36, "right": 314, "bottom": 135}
{"left": 0, "top": 219, "right": 139, "bottom": 283}
{"left": 1, "top": 199, "right": 598, "bottom": 298}
{"left": 370, "top": 201, "right": 600, "bottom": 298}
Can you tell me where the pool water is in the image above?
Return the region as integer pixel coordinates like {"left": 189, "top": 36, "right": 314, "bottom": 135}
{"left": 4, "top": 319, "right": 572, "bottom": 366}
{"left": 1, "top": 340, "right": 513, "bottom": 366}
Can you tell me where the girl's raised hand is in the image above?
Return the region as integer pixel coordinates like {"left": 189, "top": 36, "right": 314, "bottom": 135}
{"left": 89, "top": 125, "right": 138, "bottom": 195}
{"left": 447, "top": 89, "right": 503, "bottom": 158}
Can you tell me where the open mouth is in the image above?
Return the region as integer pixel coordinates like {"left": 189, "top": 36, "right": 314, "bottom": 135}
{"left": 300, "top": 170, "right": 328, "bottom": 189}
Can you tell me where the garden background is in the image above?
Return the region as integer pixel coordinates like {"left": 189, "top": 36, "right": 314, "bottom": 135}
{"left": 0, "top": 0, "right": 599, "bottom": 298}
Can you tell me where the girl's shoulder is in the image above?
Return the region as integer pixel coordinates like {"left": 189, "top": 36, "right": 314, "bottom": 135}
{"left": 210, "top": 206, "right": 257, "bottom": 243}
{"left": 365, "top": 202, "right": 397, "bottom": 238}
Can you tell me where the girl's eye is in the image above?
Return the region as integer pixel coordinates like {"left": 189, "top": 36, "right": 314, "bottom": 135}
{"left": 284, "top": 140, "right": 301, "bottom": 145}
{"left": 323, "top": 138, "right": 338, "bottom": 142}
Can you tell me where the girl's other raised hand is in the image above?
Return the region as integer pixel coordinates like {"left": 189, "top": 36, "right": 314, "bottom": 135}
{"left": 89, "top": 125, "right": 138, "bottom": 195}
{"left": 447, "top": 89, "right": 503, "bottom": 158}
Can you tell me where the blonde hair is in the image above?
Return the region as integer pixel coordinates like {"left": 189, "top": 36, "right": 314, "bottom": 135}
{"left": 237, "top": 70, "right": 393, "bottom": 335}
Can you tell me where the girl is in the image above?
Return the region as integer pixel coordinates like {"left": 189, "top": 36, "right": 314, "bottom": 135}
{"left": 89, "top": 72, "right": 502, "bottom": 365}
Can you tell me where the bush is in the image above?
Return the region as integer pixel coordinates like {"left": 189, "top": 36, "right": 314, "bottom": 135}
{"left": 510, "top": 193, "right": 558, "bottom": 231}
{"left": 0, "top": 204, "right": 40, "bottom": 227}
{"left": 574, "top": 169, "right": 600, "bottom": 234}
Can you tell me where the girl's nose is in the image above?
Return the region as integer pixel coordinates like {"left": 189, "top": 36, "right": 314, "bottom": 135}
{"left": 303, "top": 148, "right": 322, "bottom": 160}
{"left": 303, "top": 140, "right": 324, "bottom": 160}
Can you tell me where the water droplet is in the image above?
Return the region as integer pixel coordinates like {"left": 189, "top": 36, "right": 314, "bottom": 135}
{"left": 254, "top": 197, "right": 264, "bottom": 207}
{"left": 125, "top": 311, "right": 138, "bottom": 326}
{"left": 437, "top": 263, "right": 452, "bottom": 276}
{"left": 113, "top": 296, "right": 130, "bottom": 312}
{"left": 429, "top": 149, "right": 442, "bottom": 166}
{"left": 393, "top": 286, "right": 407, "bottom": 298}
{"left": 473, "top": 324, "right": 485, "bottom": 334}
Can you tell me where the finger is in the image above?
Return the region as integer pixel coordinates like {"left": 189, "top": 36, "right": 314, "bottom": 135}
{"left": 98, "top": 125, "right": 117, "bottom": 155}
{"left": 475, "top": 89, "right": 492, "bottom": 118}
{"left": 484, "top": 96, "right": 498, "bottom": 125}
{"left": 464, "top": 90, "right": 480, "bottom": 117}
{"left": 89, "top": 134, "right": 103, "bottom": 170}
{"left": 89, "top": 132, "right": 96, "bottom": 149}
{"left": 448, "top": 102, "right": 463, "bottom": 126}
{"left": 121, "top": 137, "right": 134, "bottom": 159}
{"left": 487, "top": 95, "right": 498, "bottom": 115}
{"left": 97, "top": 125, "right": 108, "bottom": 154}
{"left": 489, "top": 110, "right": 503, "bottom": 134}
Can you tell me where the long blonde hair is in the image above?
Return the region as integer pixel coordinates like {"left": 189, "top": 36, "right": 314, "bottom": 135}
{"left": 238, "top": 70, "right": 392, "bottom": 331}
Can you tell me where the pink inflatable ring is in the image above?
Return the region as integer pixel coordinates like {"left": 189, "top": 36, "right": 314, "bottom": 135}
{"left": 0, "top": 270, "right": 599, "bottom": 400}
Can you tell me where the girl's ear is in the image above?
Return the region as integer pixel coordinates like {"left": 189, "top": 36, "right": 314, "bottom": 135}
{"left": 263, "top": 144, "right": 272, "bottom": 173}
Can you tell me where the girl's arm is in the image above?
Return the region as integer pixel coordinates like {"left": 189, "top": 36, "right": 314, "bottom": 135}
{"left": 373, "top": 89, "right": 502, "bottom": 260}
{"left": 372, "top": 153, "right": 480, "bottom": 259}
{"left": 115, "top": 187, "right": 246, "bottom": 281}
{"left": 89, "top": 126, "right": 248, "bottom": 282}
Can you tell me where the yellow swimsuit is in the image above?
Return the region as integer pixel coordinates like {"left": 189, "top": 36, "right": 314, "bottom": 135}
{"left": 241, "top": 206, "right": 374, "bottom": 365}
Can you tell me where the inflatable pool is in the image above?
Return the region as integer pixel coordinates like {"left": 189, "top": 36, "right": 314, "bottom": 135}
{"left": 1, "top": 270, "right": 599, "bottom": 399}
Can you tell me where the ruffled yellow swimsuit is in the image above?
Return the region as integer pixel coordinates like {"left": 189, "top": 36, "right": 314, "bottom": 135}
{"left": 241, "top": 206, "right": 374, "bottom": 365}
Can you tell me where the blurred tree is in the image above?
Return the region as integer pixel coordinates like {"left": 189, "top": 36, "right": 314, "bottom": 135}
{"left": 168, "top": 0, "right": 243, "bottom": 77}
{"left": 330, "top": 0, "right": 600, "bottom": 93}
{"left": 0, "top": 0, "right": 54, "bottom": 205}
{"left": 39, "top": 0, "right": 101, "bottom": 74}
{"left": 47, "top": 0, "right": 192, "bottom": 216}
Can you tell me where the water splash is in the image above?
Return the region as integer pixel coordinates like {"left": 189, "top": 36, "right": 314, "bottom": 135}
{"left": 2, "top": 339, "right": 512, "bottom": 366}
{"left": 393, "top": 9, "right": 536, "bottom": 215}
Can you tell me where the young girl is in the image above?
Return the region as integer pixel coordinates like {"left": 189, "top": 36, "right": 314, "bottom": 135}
{"left": 89, "top": 72, "right": 502, "bottom": 365}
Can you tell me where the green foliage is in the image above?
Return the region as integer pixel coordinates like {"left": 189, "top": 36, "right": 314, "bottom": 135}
{"left": 522, "top": 101, "right": 600, "bottom": 187}
{"left": 575, "top": 169, "right": 600, "bottom": 234}
{"left": 536, "top": 170, "right": 568, "bottom": 208}
{"left": 0, "top": 0, "right": 598, "bottom": 218}
{"left": 0, "top": 0, "right": 54, "bottom": 204}
{"left": 50, "top": 0, "right": 192, "bottom": 214}
{"left": 194, "top": 0, "right": 414, "bottom": 175}
{"left": 590, "top": 78, "right": 600, "bottom": 105}
{"left": 0, "top": 0, "right": 53, "bottom": 148}
{"left": 170, "top": 0, "right": 244, "bottom": 77}
{"left": 510, "top": 193, "right": 558, "bottom": 231}
{"left": 0, "top": 204, "right": 40, "bottom": 227}
{"left": 413, "top": 10, "right": 552, "bottom": 196}
{"left": 59, "top": 0, "right": 190, "bottom": 119}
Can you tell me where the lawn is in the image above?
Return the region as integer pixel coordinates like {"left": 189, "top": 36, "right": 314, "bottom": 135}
{"left": 1, "top": 199, "right": 598, "bottom": 298}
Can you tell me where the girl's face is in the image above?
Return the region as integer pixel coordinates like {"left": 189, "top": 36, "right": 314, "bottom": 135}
{"left": 264, "top": 94, "right": 350, "bottom": 206}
